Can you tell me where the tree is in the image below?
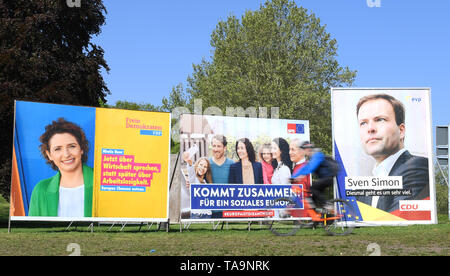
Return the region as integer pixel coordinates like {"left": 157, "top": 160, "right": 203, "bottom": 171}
{"left": 161, "top": 84, "right": 193, "bottom": 154}
{"left": 0, "top": 0, "right": 109, "bottom": 200}
{"left": 182, "top": 0, "right": 356, "bottom": 153}
{"left": 112, "top": 100, "right": 163, "bottom": 112}
{"left": 161, "top": 83, "right": 191, "bottom": 112}
{"left": 435, "top": 164, "right": 449, "bottom": 214}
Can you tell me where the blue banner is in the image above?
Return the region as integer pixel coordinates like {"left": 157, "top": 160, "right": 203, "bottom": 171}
{"left": 190, "top": 184, "right": 303, "bottom": 210}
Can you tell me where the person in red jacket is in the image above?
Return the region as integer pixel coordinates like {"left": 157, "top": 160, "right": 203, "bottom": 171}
{"left": 289, "top": 139, "right": 311, "bottom": 188}
{"left": 288, "top": 139, "right": 311, "bottom": 217}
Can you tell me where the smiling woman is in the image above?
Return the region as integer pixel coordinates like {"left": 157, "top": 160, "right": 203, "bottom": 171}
{"left": 28, "top": 118, "right": 93, "bottom": 217}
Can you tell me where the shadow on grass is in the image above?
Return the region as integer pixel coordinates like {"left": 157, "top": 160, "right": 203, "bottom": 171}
{"left": 4, "top": 218, "right": 173, "bottom": 233}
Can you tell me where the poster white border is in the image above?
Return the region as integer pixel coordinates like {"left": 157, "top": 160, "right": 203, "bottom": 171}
{"left": 331, "top": 87, "right": 437, "bottom": 225}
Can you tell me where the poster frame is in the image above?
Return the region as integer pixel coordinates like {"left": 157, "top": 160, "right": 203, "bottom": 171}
{"left": 178, "top": 113, "right": 311, "bottom": 223}
{"left": 330, "top": 87, "right": 437, "bottom": 226}
{"left": 9, "top": 100, "right": 172, "bottom": 224}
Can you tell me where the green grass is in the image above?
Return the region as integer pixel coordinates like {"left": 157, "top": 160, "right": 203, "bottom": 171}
{"left": 0, "top": 196, "right": 449, "bottom": 256}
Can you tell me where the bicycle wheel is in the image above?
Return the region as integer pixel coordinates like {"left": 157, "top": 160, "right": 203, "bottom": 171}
{"left": 324, "top": 199, "right": 358, "bottom": 236}
{"left": 264, "top": 198, "right": 302, "bottom": 236}
{"left": 267, "top": 219, "right": 303, "bottom": 236}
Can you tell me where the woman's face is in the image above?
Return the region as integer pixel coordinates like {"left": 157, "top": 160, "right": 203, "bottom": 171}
{"left": 271, "top": 142, "right": 281, "bottom": 160}
{"left": 237, "top": 141, "right": 248, "bottom": 161}
{"left": 46, "top": 133, "right": 83, "bottom": 174}
{"left": 261, "top": 148, "right": 272, "bottom": 163}
{"left": 196, "top": 159, "right": 209, "bottom": 176}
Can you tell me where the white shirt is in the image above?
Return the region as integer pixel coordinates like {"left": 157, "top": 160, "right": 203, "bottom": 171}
{"left": 187, "top": 164, "right": 207, "bottom": 184}
{"left": 271, "top": 162, "right": 291, "bottom": 184}
{"left": 295, "top": 158, "right": 306, "bottom": 166}
{"left": 186, "top": 164, "right": 211, "bottom": 216}
{"left": 58, "top": 185, "right": 84, "bottom": 217}
{"left": 370, "top": 148, "right": 406, "bottom": 208}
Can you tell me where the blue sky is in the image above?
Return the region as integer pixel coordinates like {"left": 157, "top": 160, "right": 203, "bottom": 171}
{"left": 93, "top": 0, "right": 449, "bottom": 129}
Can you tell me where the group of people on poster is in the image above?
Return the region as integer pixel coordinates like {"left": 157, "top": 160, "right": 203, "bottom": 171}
{"left": 182, "top": 134, "right": 312, "bottom": 218}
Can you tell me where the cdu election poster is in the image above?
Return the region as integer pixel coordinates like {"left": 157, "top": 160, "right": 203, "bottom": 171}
{"left": 331, "top": 88, "right": 437, "bottom": 225}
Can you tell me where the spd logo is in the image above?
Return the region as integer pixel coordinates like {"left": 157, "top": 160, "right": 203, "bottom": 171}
{"left": 287, "top": 123, "right": 304, "bottom": 134}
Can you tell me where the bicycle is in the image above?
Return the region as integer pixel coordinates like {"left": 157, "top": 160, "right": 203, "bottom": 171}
{"left": 265, "top": 185, "right": 359, "bottom": 236}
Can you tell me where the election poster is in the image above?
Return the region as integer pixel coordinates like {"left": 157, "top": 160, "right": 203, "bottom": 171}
{"left": 10, "top": 101, "right": 171, "bottom": 222}
{"left": 178, "top": 114, "right": 310, "bottom": 222}
{"left": 331, "top": 88, "right": 437, "bottom": 225}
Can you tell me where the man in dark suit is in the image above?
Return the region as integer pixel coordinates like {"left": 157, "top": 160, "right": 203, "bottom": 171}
{"left": 378, "top": 150, "right": 429, "bottom": 212}
{"left": 356, "top": 94, "right": 429, "bottom": 213}
{"left": 357, "top": 150, "right": 429, "bottom": 213}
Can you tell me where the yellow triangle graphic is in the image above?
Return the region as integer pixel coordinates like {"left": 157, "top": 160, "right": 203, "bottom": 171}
{"left": 357, "top": 201, "right": 406, "bottom": 221}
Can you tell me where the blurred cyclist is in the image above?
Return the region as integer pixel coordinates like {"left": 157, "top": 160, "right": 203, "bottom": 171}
{"left": 290, "top": 141, "right": 339, "bottom": 213}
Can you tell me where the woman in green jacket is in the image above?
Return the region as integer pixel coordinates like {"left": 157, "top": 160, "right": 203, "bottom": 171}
{"left": 28, "top": 118, "right": 93, "bottom": 217}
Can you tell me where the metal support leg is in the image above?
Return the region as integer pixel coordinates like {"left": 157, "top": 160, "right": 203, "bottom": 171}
{"left": 88, "top": 223, "right": 94, "bottom": 233}
{"left": 66, "top": 221, "right": 74, "bottom": 231}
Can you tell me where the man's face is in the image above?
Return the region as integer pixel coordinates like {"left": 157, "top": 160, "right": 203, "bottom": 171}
{"left": 289, "top": 143, "right": 304, "bottom": 163}
{"left": 357, "top": 99, "right": 405, "bottom": 163}
{"left": 211, "top": 138, "right": 225, "bottom": 159}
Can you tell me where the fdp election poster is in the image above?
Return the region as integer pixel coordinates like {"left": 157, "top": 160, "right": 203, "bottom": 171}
{"left": 10, "top": 101, "right": 171, "bottom": 222}
{"left": 331, "top": 88, "right": 437, "bottom": 225}
{"left": 179, "top": 114, "right": 310, "bottom": 222}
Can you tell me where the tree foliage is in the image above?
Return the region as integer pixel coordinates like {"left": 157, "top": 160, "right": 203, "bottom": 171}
{"left": 435, "top": 164, "right": 449, "bottom": 214}
{"left": 161, "top": 83, "right": 191, "bottom": 112}
{"left": 111, "top": 100, "right": 163, "bottom": 112}
{"left": 0, "top": 0, "right": 109, "bottom": 200}
{"left": 179, "top": 0, "right": 356, "bottom": 153}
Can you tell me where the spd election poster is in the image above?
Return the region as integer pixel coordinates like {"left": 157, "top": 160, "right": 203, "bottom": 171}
{"left": 178, "top": 114, "right": 310, "bottom": 222}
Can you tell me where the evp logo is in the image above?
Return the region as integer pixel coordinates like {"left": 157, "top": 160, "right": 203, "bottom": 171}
{"left": 287, "top": 123, "right": 304, "bottom": 134}
{"left": 405, "top": 96, "right": 422, "bottom": 103}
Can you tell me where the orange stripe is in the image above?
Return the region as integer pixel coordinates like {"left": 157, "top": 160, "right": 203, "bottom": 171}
{"left": 10, "top": 146, "right": 25, "bottom": 216}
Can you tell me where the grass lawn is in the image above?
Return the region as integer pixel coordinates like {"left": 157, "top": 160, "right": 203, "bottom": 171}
{"left": 0, "top": 196, "right": 449, "bottom": 256}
